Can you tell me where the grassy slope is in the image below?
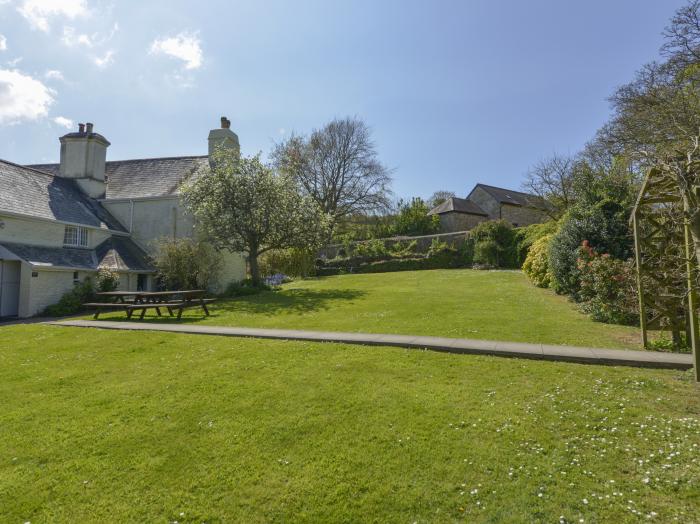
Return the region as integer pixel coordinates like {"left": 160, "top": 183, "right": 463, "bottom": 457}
{"left": 96, "top": 270, "right": 642, "bottom": 350}
{"left": 1, "top": 324, "right": 699, "bottom": 523}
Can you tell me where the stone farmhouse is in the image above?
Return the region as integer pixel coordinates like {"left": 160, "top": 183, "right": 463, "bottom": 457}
{"left": 428, "top": 183, "right": 549, "bottom": 233}
{"left": 0, "top": 118, "right": 245, "bottom": 318}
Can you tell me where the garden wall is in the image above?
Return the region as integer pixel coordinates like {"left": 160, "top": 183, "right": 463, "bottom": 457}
{"left": 319, "top": 230, "right": 471, "bottom": 259}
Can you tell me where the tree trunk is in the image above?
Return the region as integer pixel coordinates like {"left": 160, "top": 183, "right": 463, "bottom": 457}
{"left": 249, "top": 251, "right": 261, "bottom": 287}
{"left": 688, "top": 213, "right": 700, "bottom": 276}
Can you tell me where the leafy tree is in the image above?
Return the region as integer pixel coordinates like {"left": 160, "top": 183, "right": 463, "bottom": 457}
{"left": 392, "top": 198, "right": 440, "bottom": 236}
{"left": 271, "top": 117, "right": 392, "bottom": 235}
{"left": 182, "top": 149, "right": 329, "bottom": 285}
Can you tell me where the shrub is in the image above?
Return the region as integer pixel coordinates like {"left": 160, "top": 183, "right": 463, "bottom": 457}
{"left": 43, "top": 280, "right": 94, "bottom": 317}
{"left": 354, "top": 238, "right": 390, "bottom": 260}
{"left": 392, "top": 198, "right": 440, "bottom": 236}
{"left": 471, "top": 220, "right": 517, "bottom": 267}
{"left": 514, "top": 221, "right": 558, "bottom": 266}
{"left": 576, "top": 241, "right": 638, "bottom": 325}
{"left": 390, "top": 240, "right": 418, "bottom": 257}
{"left": 426, "top": 238, "right": 449, "bottom": 257}
{"left": 96, "top": 268, "right": 119, "bottom": 293}
{"left": 221, "top": 279, "right": 270, "bottom": 297}
{"left": 522, "top": 234, "right": 554, "bottom": 288}
{"left": 473, "top": 239, "right": 499, "bottom": 267}
{"left": 548, "top": 199, "right": 632, "bottom": 297}
{"left": 458, "top": 236, "right": 475, "bottom": 266}
{"left": 259, "top": 248, "right": 316, "bottom": 278}
{"left": 152, "top": 238, "right": 223, "bottom": 290}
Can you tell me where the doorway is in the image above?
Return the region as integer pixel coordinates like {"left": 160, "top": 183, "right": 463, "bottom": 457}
{"left": 0, "top": 261, "right": 21, "bottom": 317}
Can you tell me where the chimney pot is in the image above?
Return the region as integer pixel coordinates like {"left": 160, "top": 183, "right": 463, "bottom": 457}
{"left": 78, "top": 123, "right": 85, "bottom": 133}
{"left": 221, "top": 116, "right": 230, "bottom": 129}
{"left": 86, "top": 122, "right": 94, "bottom": 134}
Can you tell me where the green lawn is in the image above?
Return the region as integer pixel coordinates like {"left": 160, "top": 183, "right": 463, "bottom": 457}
{"left": 95, "top": 269, "right": 642, "bottom": 349}
{"left": 1, "top": 324, "right": 699, "bottom": 522}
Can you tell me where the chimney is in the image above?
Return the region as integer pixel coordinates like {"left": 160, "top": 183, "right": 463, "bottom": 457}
{"left": 59, "top": 121, "right": 110, "bottom": 198}
{"left": 208, "top": 115, "right": 240, "bottom": 164}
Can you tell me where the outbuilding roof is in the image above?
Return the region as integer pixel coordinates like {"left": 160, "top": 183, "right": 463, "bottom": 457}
{"left": 29, "top": 155, "right": 208, "bottom": 200}
{"left": 469, "top": 183, "right": 548, "bottom": 210}
{"left": 427, "top": 197, "right": 488, "bottom": 216}
{"left": 0, "top": 159, "right": 126, "bottom": 231}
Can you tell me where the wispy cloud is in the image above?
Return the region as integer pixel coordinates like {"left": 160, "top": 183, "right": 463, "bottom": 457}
{"left": 61, "top": 26, "right": 93, "bottom": 47}
{"left": 93, "top": 49, "right": 114, "bottom": 68}
{"left": 45, "top": 69, "right": 64, "bottom": 81}
{"left": 0, "top": 68, "right": 55, "bottom": 124}
{"left": 150, "top": 31, "right": 202, "bottom": 70}
{"left": 0, "top": 35, "right": 6, "bottom": 52}
{"left": 61, "top": 22, "right": 118, "bottom": 48}
{"left": 17, "top": 0, "right": 88, "bottom": 32}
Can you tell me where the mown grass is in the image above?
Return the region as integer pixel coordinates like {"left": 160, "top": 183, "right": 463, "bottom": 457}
{"left": 94, "top": 269, "right": 643, "bottom": 349}
{"left": 1, "top": 324, "right": 699, "bottom": 522}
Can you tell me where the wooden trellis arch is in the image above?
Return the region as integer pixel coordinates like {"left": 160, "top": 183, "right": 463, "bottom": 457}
{"left": 631, "top": 166, "right": 700, "bottom": 381}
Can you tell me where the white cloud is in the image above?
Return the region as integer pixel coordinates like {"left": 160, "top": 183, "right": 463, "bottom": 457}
{"left": 0, "top": 35, "right": 6, "bottom": 52}
{"left": 53, "top": 115, "right": 73, "bottom": 129}
{"left": 45, "top": 69, "right": 64, "bottom": 81}
{"left": 18, "top": 0, "right": 87, "bottom": 32}
{"left": 0, "top": 69, "right": 55, "bottom": 124}
{"left": 61, "top": 26, "right": 93, "bottom": 47}
{"left": 93, "top": 49, "right": 114, "bottom": 68}
{"left": 150, "top": 31, "right": 202, "bottom": 70}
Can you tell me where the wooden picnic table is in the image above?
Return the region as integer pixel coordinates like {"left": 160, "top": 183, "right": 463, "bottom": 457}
{"left": 84, "top": 290, "right": 214, "bottom": 320}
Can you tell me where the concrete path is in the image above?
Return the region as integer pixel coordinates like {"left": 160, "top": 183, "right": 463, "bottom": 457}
{"left": 48, "top": 319, "right": 694, "bottom": 371}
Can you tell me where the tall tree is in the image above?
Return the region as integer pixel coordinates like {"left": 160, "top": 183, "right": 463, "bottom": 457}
{"left": 428, "top": 190, "right": 456, "bottom": 208}
{"left": 522, "top": 154, "right": 576, "bottom": 218}
{"left": 271, "top": 117, "right": 393, "bottom": 233}
{"left": 182, "top": 149, "right": 329, "bottom": 285}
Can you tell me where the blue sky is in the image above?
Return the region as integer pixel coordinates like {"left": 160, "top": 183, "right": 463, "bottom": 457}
{"left": 0, "top": 0, "right": 687, "bottom": 200}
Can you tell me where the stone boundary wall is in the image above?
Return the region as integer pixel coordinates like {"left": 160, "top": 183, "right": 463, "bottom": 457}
{"left": 319, "top": 230, "right": 471, "bottom": 259}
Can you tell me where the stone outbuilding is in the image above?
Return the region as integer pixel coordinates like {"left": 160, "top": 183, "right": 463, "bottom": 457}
{"left": 428, "top": 183, "right": 549, "bottom": 233}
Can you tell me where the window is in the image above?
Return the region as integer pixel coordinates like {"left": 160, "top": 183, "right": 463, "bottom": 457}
{"left": 73, "top": 271, "right": 80, "bottom": 284}
{"left": 63, "top": 226, "right": 88, "bottom": 247}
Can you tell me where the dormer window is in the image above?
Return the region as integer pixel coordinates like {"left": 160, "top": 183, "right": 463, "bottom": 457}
{"left": 64, "top": 226, "right": 88, "bottom": 247}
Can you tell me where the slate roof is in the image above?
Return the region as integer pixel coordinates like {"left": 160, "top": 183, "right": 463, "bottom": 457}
{"left": 0, "top": 242, "right": 97, "bottom": 269}
{"left": 95, "top": 236, "right": 154, "bottom": 272}
{"left": 0, "top": 237, "right": 154, "bottom": 272}
{"left": 471, "top": 183, "right": 548, "bottom": 210}
{"left": 29, "top": 155, "right": 208, "bottom": 200}
{"left": 0, "top": 160, "right": 126, "bottom": 231}
{"left": 428, "top": 197, "right": 488, "bottom": 216}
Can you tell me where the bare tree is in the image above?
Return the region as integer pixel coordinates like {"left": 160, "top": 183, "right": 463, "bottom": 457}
{"left": 522, "top": 154, "right": 576, "bottom": 218}
{"left": 662, "top": 0, "right": 700, "bottom": 67}
{"left": 271, "top": 117, "right": 393, "bottom": 233}
{"left": 428, "top": 190, "right": 456, "bottom": 208}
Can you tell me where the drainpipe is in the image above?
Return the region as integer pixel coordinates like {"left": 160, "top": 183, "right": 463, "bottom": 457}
{"left": 129, "top": 199, "right": 134, "bottom": 233}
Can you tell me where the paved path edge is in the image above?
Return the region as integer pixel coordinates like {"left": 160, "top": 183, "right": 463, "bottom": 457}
{"left": 47, "top": 320, "right": 694, "bottom": 370}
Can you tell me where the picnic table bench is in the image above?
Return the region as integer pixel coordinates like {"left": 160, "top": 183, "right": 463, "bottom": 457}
{"left": 84, "top": 290, "right": 215, "bottom": 320}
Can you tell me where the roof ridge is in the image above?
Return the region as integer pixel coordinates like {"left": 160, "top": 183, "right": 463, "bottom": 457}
{"left": 1, "top": 158, "right": 57, "bottom": 179}
{"left": 26, "top": 154, "right": 208, "bottom": 169}
{"left": 106, "top": 154, "right": 208, "bottom": 164}
{"left": 475, "top": 183, "right": 537, "bottom": 197}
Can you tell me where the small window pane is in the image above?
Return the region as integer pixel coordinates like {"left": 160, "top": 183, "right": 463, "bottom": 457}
{"left": 64, "top": 226, "right": 88, "bottom": 247}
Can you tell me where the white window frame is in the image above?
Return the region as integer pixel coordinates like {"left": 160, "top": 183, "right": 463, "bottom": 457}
{"left": 63, "top": 226, "right": 88, "bottom": 247}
